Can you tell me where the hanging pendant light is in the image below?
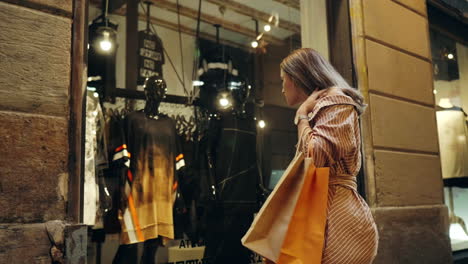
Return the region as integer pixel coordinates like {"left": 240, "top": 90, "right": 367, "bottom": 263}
{"left": 89, "top": 0, "right": 117, "bottom": 54}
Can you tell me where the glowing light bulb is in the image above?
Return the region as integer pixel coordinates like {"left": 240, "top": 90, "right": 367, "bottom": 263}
{"left": 219, "top": 98, "right": 230, "bottom": 107}
{"left": 99, "top": 31, "right": 112, "bottom": 52}
{"left": 264, "top": 24, "right": 271, "bottom": 32}
{"left": 447, "top": 53, "right": 454, "bottom": 60}
{"left": 251, "top": 41, "right": 258, "bottom": 48}
{"left": 258, "top": 120, "right": 266, "bottom": 128}
{"left": 100, "top": 39, "right": 112, "bottom": 51}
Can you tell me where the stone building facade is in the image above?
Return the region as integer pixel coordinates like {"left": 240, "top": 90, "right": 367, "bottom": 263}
{"left": 348, "top": 1, "right": 452, "bottom": 262}
{"left": 0, "top": 0, "right": 87, "bottom": 263}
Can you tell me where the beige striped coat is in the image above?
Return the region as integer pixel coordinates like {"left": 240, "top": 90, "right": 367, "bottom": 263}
{"left": 306, "top": 94, "right": 379, "bottom": 263}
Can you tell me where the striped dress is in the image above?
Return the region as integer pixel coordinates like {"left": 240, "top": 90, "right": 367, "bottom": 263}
{"left": 305, "top": 93, "right": 379, "bottom": 263}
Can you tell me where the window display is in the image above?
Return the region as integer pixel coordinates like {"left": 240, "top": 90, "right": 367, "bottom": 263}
{"left": 431, "top": 28, "right": 468, "bottom": 252}
{"left": 83, "top": 0, "right": 304, "bottom": 263}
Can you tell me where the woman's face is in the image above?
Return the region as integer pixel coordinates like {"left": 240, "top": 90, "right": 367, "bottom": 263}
{"left": 280, "top": 69, "right": 306, "bottom": 106}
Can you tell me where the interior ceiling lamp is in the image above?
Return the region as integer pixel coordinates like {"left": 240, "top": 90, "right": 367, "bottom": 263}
{"left": 86, "top": 0, "right": 118, "bottom": 101}
{"left": 98, "top": 28, "right": 115, "bottom": 52}
{"left": 250, "top": 19, "right": 262, "bottom": 49}
{"left": 258, "top": 120, "right": 266, "bottom": 129}
{"left": 251, "top": 40, "right": 259, "bottom": 48}
{"left": 89, "top": 0, "right": 117, "bottom": 54}
{"left": 197, "top": 24, "right": 249, "bottom": 114}
{"left": 89, "top": 21, "right": 117, "bottom": 54}
{"left": 439, "top": 46, "right": 456, "bottom": 61}
{"left": 251, "top": 12, "right": 279, "bottom": 51}
{"left": 217, "top": 91, "right": 232, "bottom": 110}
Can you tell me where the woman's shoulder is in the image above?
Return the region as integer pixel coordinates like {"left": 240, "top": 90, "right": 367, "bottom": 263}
{"left": 307, "top": 89, "right": 359, "bottom": 121}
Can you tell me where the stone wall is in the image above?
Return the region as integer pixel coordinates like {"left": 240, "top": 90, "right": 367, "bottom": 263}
{"left": 0, "top": 1, "right": 76, "bottom": 263}
{"left": 349, "top": 0, "right": 452, "bottom": 262}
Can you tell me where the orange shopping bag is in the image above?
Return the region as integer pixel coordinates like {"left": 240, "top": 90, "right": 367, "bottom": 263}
{"left": 277, "top": 157, "right": 329, "bottom": 264}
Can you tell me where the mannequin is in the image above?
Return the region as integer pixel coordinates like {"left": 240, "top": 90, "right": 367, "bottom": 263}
{"left": 198, "top": 67, "right": 259, "bottom": 263}
{"left": 112, "top": 76, "right": 185, "bottom": 264}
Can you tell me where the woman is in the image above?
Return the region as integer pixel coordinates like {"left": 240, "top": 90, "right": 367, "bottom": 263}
{"left": 279, "top": 48, "right": 379, "bottom": 263}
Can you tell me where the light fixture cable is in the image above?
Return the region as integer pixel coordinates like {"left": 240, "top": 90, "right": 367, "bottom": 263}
{"left": 176, "top": 0, "right": 186, "bottom": 90}
{"left": 140, "top": 2, "right": 189, "bottom": 96}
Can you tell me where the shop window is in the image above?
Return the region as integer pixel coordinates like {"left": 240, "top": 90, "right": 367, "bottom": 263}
{"left": 82, "top": 0, "right": 358, "bottom": 262}
{"left": 82, "top": 1, "right": 313, "bottom": 263}
{"left": 430, "top": 28, "right": 468, "bottom": 252}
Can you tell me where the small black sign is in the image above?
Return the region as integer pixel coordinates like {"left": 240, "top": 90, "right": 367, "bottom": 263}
{"left": 138, "top": 31, "right": 164, "bottom": 85}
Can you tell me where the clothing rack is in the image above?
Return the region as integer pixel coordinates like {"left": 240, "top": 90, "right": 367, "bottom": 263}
{"left": 113, "top": 87, "right": 200, "bottom": 106}
{"left": 108, "top": 87, "right": 200, "bottom": 143}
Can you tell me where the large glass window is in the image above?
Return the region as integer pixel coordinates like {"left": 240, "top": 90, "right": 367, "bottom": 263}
{"left": 82, "top": 1, "right": 324, "bottom": 263}
{"left": 431, "top": 28, "right": 468, "bottom": 252}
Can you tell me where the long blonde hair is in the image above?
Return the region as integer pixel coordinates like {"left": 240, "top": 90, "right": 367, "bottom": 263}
{"left": 280, "top": 48, "right": 366, "bottom": 113}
